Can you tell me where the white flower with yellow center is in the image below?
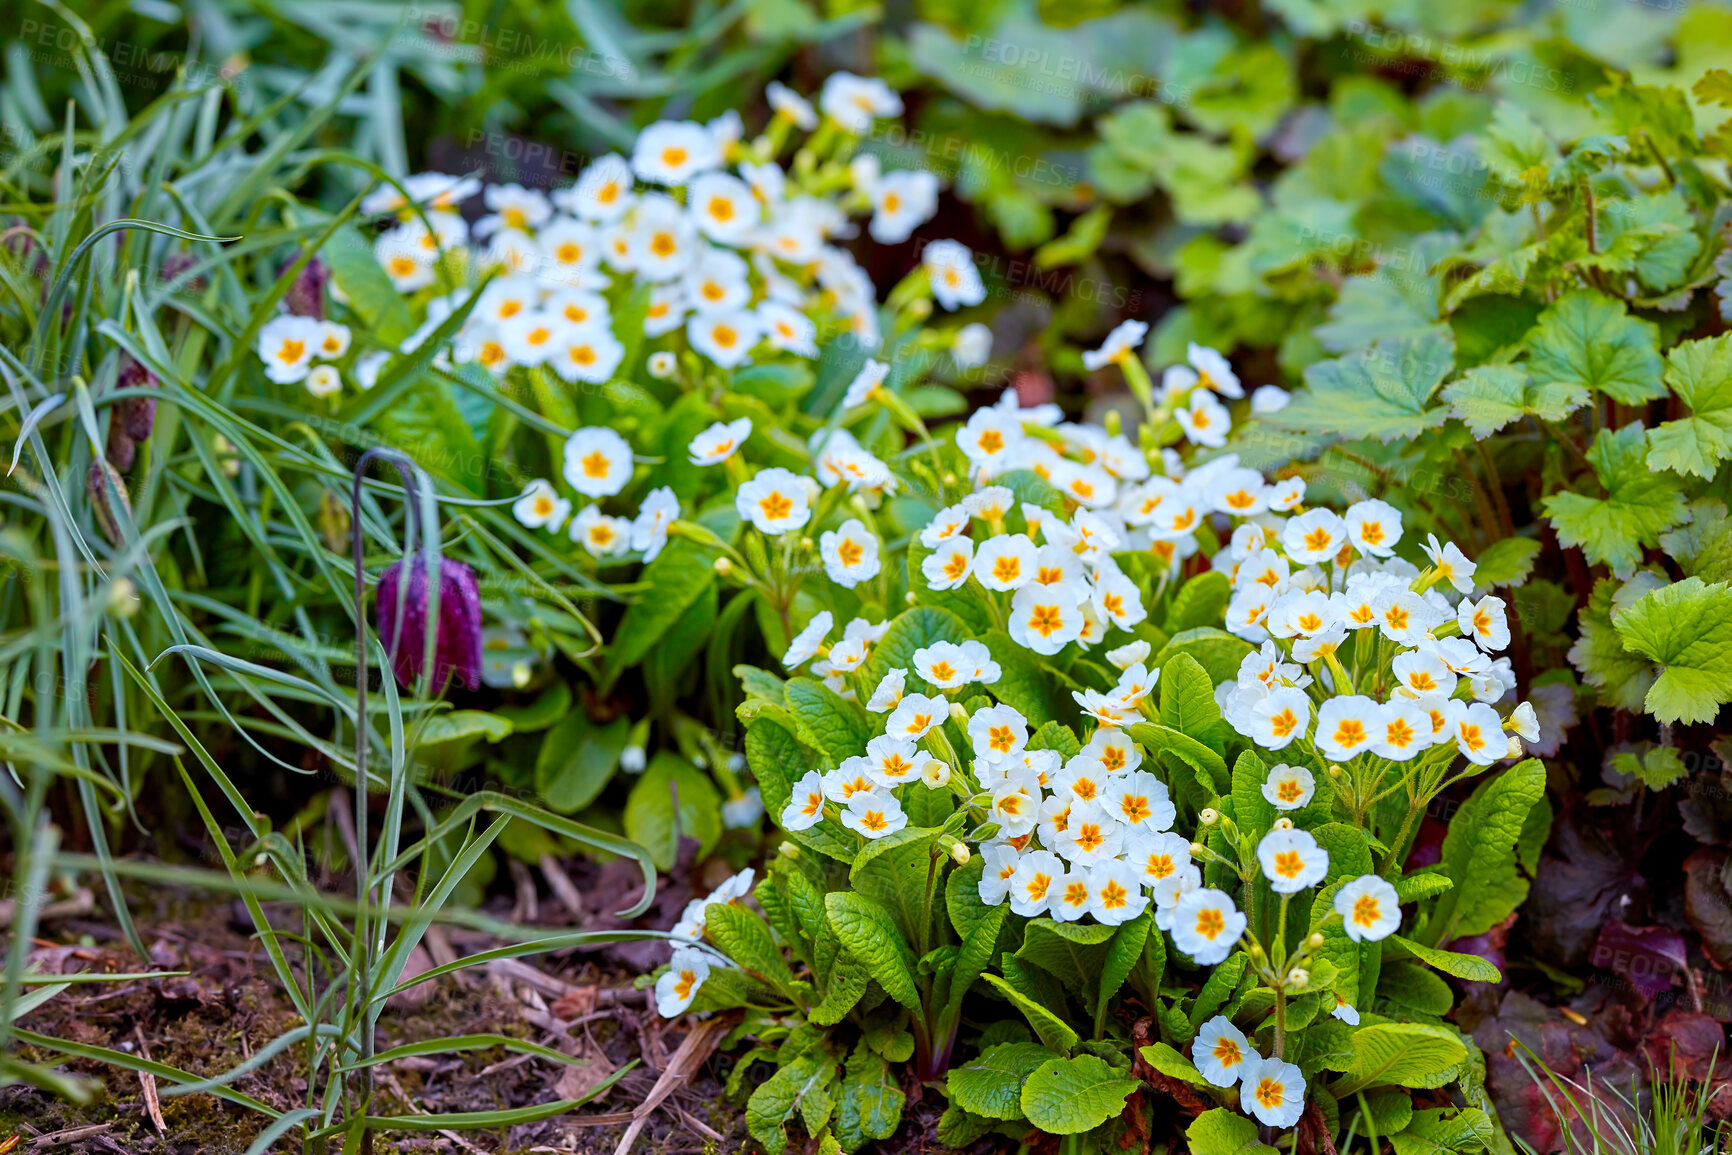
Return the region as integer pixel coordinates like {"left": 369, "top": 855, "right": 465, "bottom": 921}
{"left": 1125, "top": 830, "right": 1192, "bottom": 888}
{"left": 1082, "top": 320, "right": 1150, "bottom": 372}
{"left": 1172, "top": 888, "right": 1246, "bottom": 965}
{"left": 512, "top": 479, "right": 569, "bottom": 532}
{"left": 955, "top": 406, "right": 1023, "bottom": 468}
{"left": 654, "top": 947, "right": 711, "bottom": 1017}
{"left": 481, "top": 228, "right": 539, "bottom": 274}
{"left": 536, "top": 218, "right": 606, "bottom": 287}
{"left": 304, "top": 364, "right": 342, "bottom": 398}
{"left": 1005, "top": 850, "right": 1062, "bottom": 917}
{"left": 923, "top": 239, "right": 985, "bottom": 310}
{"left": 315, "top": 321, "right": 351, "bottom": 361}
{"left": 863, "top": 735, "right": 920, "bottom": 788}
{"left": 781, "top": 609, "right": 832, "bottom": 668}
{"left": 886, "top": 692, "right": 945, "bottom": 740}
{"left": 1282, "top": 508, "right": 1346, "bottom": 565}
{"left": 545, "top": 287, "right": 610, "bottom": 331}
{"left": 1448, "top": 700, "right": 1506, "bottom": 766}
{"left": 559, "top": 154, "right": 636, "bottom": 223}
{"left": 641, "top": 284, "right": 686, "bottom": 338}
{"left": 820, "top": 518, "right": 881, "bottom": 588}
{"left": 689, "top": 418, "right": 752, "bottom": 467}
{"left": 1459, "top": 594, "right": 1511, "bottom": 651}
{"left": 1269, "top": 476, "right": 1306, "bottom": 511}
{"left": 1048, "top": 868, "right": 1096, "bottom": 923}
{"left": 571, "top": 505, "right": 631, "bottom": 557}
{"left": 1392, "top": 649, "right": 1456, "bottom": 697}
{"left": 1091, "top": 565, "right": 1147, "bottom": 630}
{"left": 1204, "top": 467, "right": 1267, "bottom": 516}
{"left": 374, "top": 228, "right": 434, "bottom": 290}
{"left": 1010, "top": 582, "right": 1084, "bottom": 656}
{"left": 1192, "top": 1016, "right": 1252, "bottom": 1088}
{"left": 757, "top": 302, "right": 818, "bottom": 358}
{"left": 1175, "top": 391, "right": 1229, "bottom": 449}
{"left": 688, "top": 310, "right": 761, "bottom": 369}
{"left": 1331, "top": 992, "right": 1361, "bottom": 1024}
{"left": 1052, "top": 800, "right": 1123, "bottom": 867}
{"left": 1257, "top": 827, "right": 1329, "bottom": 894}
{"left": 766, "top": 80, "right": 817, "bottom": 129}
{"left": 552, "top": 326, "right": 626, "bottom": 386}
{"left": 823, "top": 759, "right": 876, "bottom": 804}
{"left": 1315, "top": 695, "right": 1379, "bottom": 762}
{"left": 1240, "top": 1056, "right": 1305, "bottom": 1128}
{"left": 631, "top": 120, "right": 720, "bottom": 187}
{"left": 632, "top": 487, "right": 678, "bottom": 562}
{"left": 562, "top": 427, "right": 634, "bottom": 498}
{"left": 1261, "top": 764, "right": 1315, "bottom": 812}
{"left": 1373, "top": 699, "right": 1434, "bottom": 761}
{"left": 683, "top": 170, "right": 760, "bottom": 245}
{"left": 736, "top": 466, "right": 811, "bottom": 535}
{"left": 1423, "top": 533, "right": 1478, "bottom": 593}
{"left": 842, "top": 788, "right": 907, "bottom": 839}
{"left": 1334, "top": 874, "right": 1401, "bottom": 942}
{"left": 475, "top": 276, "right": 538, "bottom": 327}
{"left": 1088, "top": 861, "right": 1149, "bottom": 926}
{"left": 1345, "top": 498, "right": 1402, "bottom": 557}
{"left": 1082, "top": 727, "right": 1141, "bottom": 774}
{"left": 498, "top": 311, "right": 567, "bottom": 368}
{"left": 475, "top": 183, "right": 551, "bottom": 238}
{"left": 682, "top": 246, "right": 752, "bottom": 315}
{"left": 907, "top": 640, "right": 972, "bottom": 689}
{"left": 819, "top": 71, "right": 903, "bottom": 133}
{"left": 868, "top": 169, "right": 939, "bottom": 244}
{"left": 974, "top": 534, "right": 1037, "bottom": 591}
{"left": 631, "top": 194, "right": 699, "bottom": 281}
{"left": 1249, "top": 687, "right": 1311, "bottom": 750}
{"left": 967, "top": 704, "right": 1028, "bottom": 765}
{"left": 1104, "top": 771, "right": 1175, "bottom": 833}
{"left": 257, "top": 315, "right": 324, "bottom": 384}
{"left": 780, "top": 770, "right": 827, "bottom": 831}
{"left": 921, "top": 537, "right": 974, "bottom": 591}
{"left": 866, "top": 668, "right": 906, "bottom": 713}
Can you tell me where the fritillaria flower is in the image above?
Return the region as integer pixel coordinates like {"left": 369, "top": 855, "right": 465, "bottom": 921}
{"left": 375, "top": 555, "right": 483, "bottom": 692}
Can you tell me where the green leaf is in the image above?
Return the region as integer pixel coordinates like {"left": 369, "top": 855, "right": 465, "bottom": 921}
{"left": 622, "top": 752, "right": 722, "bottom": 871}
{"left": 981, "top": 974, "right": 1081, "bottom": 1053}
{"left": 1525, "top": 291, "right": 1665, "bottom": 405}
{"left": 495, "top": 681, "right": 572, "bottom": 733}
{"left": 1187, "top": 1107, "right": 1279, "bottom": 1155}
{"left": 946, "top": 1041, "right": 1056, "bottom": 1121}
{"left": 1189, "top": 952, "right": 1249, "bottom": 1030}
{"left": 535, "top": 714, "right": 628, "bottom": 814}
{"left": 416, "top": 710, "right": 512, "bottom": 745}
{"left": 705, "top": 902, "right": 797, "bottom": 994}
{"left": 825, "top": 891, "right": 921, "bottom": 1012}
{"left": 1389, "top": 935, "right": 1501, "bottom": 983}
{"left": 322, "top": 224, "right": 414, "bottom": 344}
{"left": 1647, "top": 335, "right": 1732, "bottom": 478}
{"left": 1273, "top": 328, "right": 1455, "bottom": 444}
{"left": 747, "top": 719, "right": 856, "bottom": 863}
{"left": 1017, "top": 918, "right": 1116, "bottom": 987}
{"left": 1028, "top": 720, "right": 1082, "bottom": 759}
{"left": 1155, "top": 628, "right": 1254, "bottom": 686}
{"left": 1165, "top": 570, "right": 1233, "bottom": 634}
{"left": 1440, "top": 365, "right": 1587, "bottom": 438}
{"left": 1096, "top": 912, "right": 1153, "bottom": 1036}
{"left": 747, "top": 1052, "right": 834, "bottom": 1155}
{"left": 1393, "top": 874, "right": 1453, "bottom": 903}
{"left": 1139, "top": 1042, "right": 1209, "bottom": 1088}
{"left": 1471, "top": 538, "right": 1541, "bottom": 589}
{"left": 838, "top": 1042, "right": 904, "bottom": 1146}
{"left": 1378, "top": 961, "right": 1454, "bottom": 1016}
{"left": 1389, "top": 1107, "right": 1496, "bottom": 1155}
{"left": 1613, "top": 745, "right": 1688, "bottom": 790}
{"left": 1542, "top": 423, "right": 1686, "bottom": 576}
{"left": 1020, "top": 1054, "right": 1140, "bottom": 1135}
{"left": 1159, "top": 652, "right": 1227, "bottom": 752}
{"left": 1432, "top": 760, "right": 1545, "bottom": 944}
{"left": 603, "top": 539, "right": 717, "bottom": 688}
{"left": 785, "top": 677, "right": 873, "bottom": 765}
{"left": 1612, "top": 577, "right": 1732, "bottom": 724}
{"left": 1568, "top": 578, "right": 1656, "bottom": 712}
{"left": 945, "top": 901, "right": 1007, "bottom": 1031}
{"left": 1230, "top": 749, "right": 1274, "bottom": 839}
{"left": 1130, "top": 722, "right": 1230, "bottom": 796}
{"left": 984, "top": 628, "right": 1064, "bottom": 726}
{"left": 859, "top": 606, "right": 971, "bottom": 696}
{"left": 1329, "top": 1023, "right": 1466, "bottom": 1095}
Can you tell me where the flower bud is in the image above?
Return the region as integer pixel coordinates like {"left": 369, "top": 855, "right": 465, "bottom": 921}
{"left": 1328, "top": 764, "right": 1344, "bottom": 779}
{"left": 940, "top": 835, "right": 970, "bottom": 865}
{"left": 1286, "top": 968, "right": 1310, "bottom": 992}
{"left": 1199, "top": 808, "right": 1219, "bottom": 826}
{"left": 1273, "top": 817, "right": 1294, "bottom": 831}
{"left": 1188, "top": 842, "right": 1208, "bottom": 857}
{"left": 713, "top": 556, "right": 733, "bottom": 577}
{"left": 922, "top": 759, "right": 951, "bottom": 788}
{"left": 647, "top": 351, "right": 677, "bottom": 379}
{"left": 376, "top": 556, "right": 484, "bottom": 692}
{"left": 106, "top": 577, "right": 140, "bottom": 618}
{"left": 905, "top": 591, "right": 917, "bottom": 605}
{"left": 949, "top": 701, "right": 968, "bottom": 724}
{"left": 778, "top": 841, "right": 800, "bottom": 859}
{"left": 280, "top": 250, "right": 329, "bottom": 320}
{"left": 909, "top": 298, "right": 932, "bottom": 320}
{"left": 1306, "top": 932, "right": 1325, "bottom": 949}
{"left": 1248, "top": 942, "right": 1264, "bottom": 959}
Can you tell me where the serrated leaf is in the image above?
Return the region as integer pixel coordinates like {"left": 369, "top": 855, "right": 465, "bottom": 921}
{"left": 1543, "top": 423, "right": 1686, "bottom": 577}
{"left": 1525, "top": 291, "right": 1665, "bottom": 405}
{"left": 946, "top": 1041, "right": 1056, "bottom": 1120}
{"left": 1440, "top": 365, "right": 1587, "bottom": 438}
{"left": 1139, "top": 1042, "right": 1209, "bottom": 1087}
{"left": 1431, "top": 761, "right": 1545, "bottom": 944}
{"left": 1388, "top": 935, "right": 1500, "bottom": 983}
{"left": 825, "top": 892, "right": 921, "bottom": 1012}
{"left": 1612, "top": 577, "right": 1732, "bottom": 724}
{"left": 705, "top": 902, "right": 796, "bottom": 994}
{"left": 1274, "top": 328, "right": 1455, "bottom": 444}
{"left": 981, "top": 974, "right": 1081, "bottom": 1053}
{"left": 785, "top": 677, "right": 873, "bottom": 765}
{"left": 1647, "top": 334, "right": 1732, "bottom": 478}
{"left": 747, "top": 720, "right": 856, "bottom": 863}
{"left": 1389, "top": 1107, "right": 1496, "bottom": 1155}
{"left": 1471, "top": 538, "right": 1541, "bottom": 589}
{"left": 1096, "top": 912, "right": 1153, "bottom": 1036}
{"left": 858, "top": 606, "right": 971, "bottom": 695}
{"left": 1020, "top": 1054, "right": 1140, "bottom": 1135}
{"left": 1329, "top": 1023, "right": 1466, "bottom": 1095}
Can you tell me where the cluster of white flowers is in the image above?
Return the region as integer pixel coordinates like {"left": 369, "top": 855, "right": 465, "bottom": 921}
{"left": 654, "top": 866, "right": 755, "bottom": 1016}
{"left": 257, "top": 315, "right": 359, "bottom": 397}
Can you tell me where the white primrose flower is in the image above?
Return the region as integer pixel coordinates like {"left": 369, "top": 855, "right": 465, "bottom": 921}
{"left": 1510, "top": 700, "right": 1540, "bottom": 742}
{"left": 1205, "top": 467, "right": 1268, "bottom": 516}
{"left": 1082, "top": 320, "right": 1148, "bottom": 371}
{"left": 1423, "top": 533, "right": 1478, "bottom": 594}
{"left": 866, "top": 669, "right": 906, "bottom": 713}
{"left": 1373, "top": 589, "right": 1445, "bottom": 646}
{"left": 923, "top": 239, "right": 986, "bottom": 310}
{"left": 782, "top": 610, "right": 832, "bottom": 667}
{"left": 1008, "top": 850, "right": 1065, "bottom": 917}
{"left": 1334, "top": 874, "right": 1401, "bottom": 942}
{"left": 1193, "top": 1016, "right": 1253, "bottom": 1088}
{"left": 1174, "top": 391, "right": 1229, "bottom": 448}
{"left": 1268, "top": 476, "right": 1306, "bottom": 511}
{"left": 632, "top": 120, "right": 721, "bottom": 186}
{"left": 1089, "top": 861, "right": 1151, "bottom": 925}
{"left": 1083, "top": 728, "right": 1142, "bottom": 775}
{"left": 1449, "top": 700, "right": 1507, "bottom": 766}
{"left": 655, "top": 947, "right": 712, "bottom": 1017}
{"left": 974, "top": 534, "right": 1038, "bottom": 591}
{"left": 374, "top": 229, "right": 435, "bottom": 290}
{"left": 841, "top": 788, "right": 908, "bottom": 839}
{"left": 869, "top": 169, "right": 939, "bottom": 243}
{"left": 820, "top": 518, "right": 882, "bottom": 588}
{"left": 781, "top": 770, "right": 828, "bottom": 830}
{"left": 819, "top": 71, "right": 903, "bottom": 133}
{"left": 1374, "top": 699, "right": 1434, "bottom": 760}
{"left": 1009, "top": 582, "right": 1085, "bottom": 655}
{"left": 1459, "top": 594, "right": 1511, "bottom": 651}
{"left": 991, "top": 782, "right": 1042, "bottom": 838}
{"left": 864, "top": 735, "right": 921, "bottom": 787}
{"left": 722, "top": 788, "right": 764, "bottom": 829}
{"left": 563, "top": 427, "right": 634, "bottom": 497}
{"left": 968, "top": 704, "right": 1028, "bottom": 763}
{"left": 689, "top": 417, "right": 752, "bottom": 466}
{"left": 920, "top": 536, "right": 974, "bottom": 591}
{"left": 842, "top": 359, "right": 891, "bottom": 408}
{"left": 953, "top": 322, "right": 993, "bottom": 369}
{"left": 1257, "top": 827, "right": 1329, "bottom": 894}
{"left": 258, "top": 315, "right": 323, "bottom": 383}
{"left": 513, "top": 480, "right": 569, "bottom": 531}
{"left": 1103, "top": 771, "right": 1176, "bottom": 833}
{"left": 683, "top": 246, "right": 752, "bottom": 315}
{"left": 824, "top": 760, "right": 877, "bottom": 803}
{"left": 688, "top": 171, "right": 760, "bottom": 243}
{"left": 1180, "top": 343, "right": 1244, "bottom": 398}
{"left": 1105, "top": 639, "right": 1151, "bottom": 672}
{"left": 1241, "top": 1056, "right": 1306, "bottom": 1129}
{"left": 766, "top": 80, "right": 817, "bottom": 129}
{"left": 571, "top": 506, "right": 631, "bottom": 557}
{"left": 737, "top": 467, "right": 811, "bottom": 535}
{"left": 1344, "top": 499, "right": 1403, "bottom": 557}
{"left": 631, "top": 487, "right": 678, "bottom": 561}
{"left": 304, "top": 364, "right": 342, "bottom": 398}
{"left": 1392, "top": 649, "right": 1456, "bottom": 696}
{"left": 549, "top": 327, "right": 626, "bottom": 385}
{"left": 1283, "top": 508, "right": 1347, "bottom": 565}
{"left": 1125, "top": 830, "right": 1193, "bottom": 888}
{"left": 1248, "top": 687, "right": 1311, "bottom": 750}
{"left": 978, "top": 843, "right": 1022, "bottom": 905}
{"left": 758, "top": 302, "right": 819, "bottom": 358}
{"left": 688, "top": 310, "right": 761, "bottom": 368}
{"left": 1261, "top": 764, "right": 1315, "bottom": 811}
{"left": 1251, "top": 384, "right": 1291, "bottom": 412}
{"left": 1053, "top": 801, "right": 1124, "bottom": 867}
{"left": 475, "top": 183, "right": 551, "bottom": 237}
{"left": 1315, "top": 695, "right": 1379, "bottom": 762}
{"left": 1331, "top": 992, "right": 1361, "bottom": 1024}
{"left": 886, "top": 693, "right": 946, "bottom": 740}
{"left": 1048, "top": 869, "right": 1096, "bottom": 923}
{"left": 1172, "top": 888, "right": 1247, "bottom": 965}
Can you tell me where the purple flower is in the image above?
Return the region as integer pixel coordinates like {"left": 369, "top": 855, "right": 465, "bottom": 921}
{"left": 375, "top": 556, "right": 482, "bottom": 692}
{"left": 106, "top": 354, "right": 160, "bottom": 471}
{"left": 281, "top": 250, "right": 329, "bottom": 320}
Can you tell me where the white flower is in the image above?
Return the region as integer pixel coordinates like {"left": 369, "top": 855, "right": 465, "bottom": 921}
{"left": 1423, "top": 533, "right": 1478, "bottom": 594}
{"left": 1283, "top": 508, "right": 1347, "bottom": 565}
{"left": 1459, "top": 594, "right": 1511, "bottom": 651}
{"left": 1374, "top": 699, "right": 1434, "bottom": 761}
{"left": 866, "top": 669, "right": 906, "bottom": 713}
{"left": 1335, "top": 874, "right": 1401, "bottom": 942}
{"left": 631, "top": 487, "right": 679, "bottom": 561}
{"left": 1089, "top": 861, "right": 1150, "bottom": 925}
{"left": 644, "top": 285, "right": 686, "bottom": 336}
{"left": 1048, "top": 869, "right": 1096, "bottom": 923}
{"left": 362, "top": 171, "right": 479, "bottom": 216}
{"left": 1053, "top": 801, "right": 1124, "bottom": 866}
{"left": 354, "top": 351, "right": 388, "bottom": 390}
{"left": 1251, "top": 384, "right": 1291, "bottom": 412}
{"left": 497, "top": 310, "right": 567, "bottom": 367}
{"left": 964, "top": 707, "right": 1025, "bottom": 766}
{"left": 647, "top": 351, "right": 678, "bottom": 379}
{"left": 956, "top": 407, "right": 1023, "bottom": 467}
{"left": 991, "top": 781, "right": 1042, "bottom": 837}
{"left": 1204, "top": 467, "right": 1267, "bottom": 516}
{"left": 1008, "top": 850, "right": 1065, "bottom": 917}
{"left": 864, "top": 735, "right": 920, "bottom": 787}
{"left": 1257, "top": 828, "right": 1329, "bottom": 894}
{"left": 304, "top": 364, "right": 342, "bottom": 398}
{"left": 978, "top": 843, "right": 1022, "bottom": 905}
{"left": 869, "top": 169, "right": 939, "bottom": 244}
{"left": 781, "top": 771, "right": 828, "bottom": 830}
{"left": 766, "top": 80, "right": 817, "bottom": 129}
{"left": 374, "top": 228, "right": 434, "bottom": 290}
{"left": 1009, "top": 582, "right": 1085, "bottom": 655}
{"left": 825, "top": 760, "right": 877, "bottom": 803}
{"left": 1175, "top": 391, "right": 1229, "bottom": 448}
{"left": 1374, "top": 589, "right": 1445, "bottom": 646}
{"left": 953, "top": 323, "right": 993, "bottom": 369}
{"left": 843, "top": 359, "right": 891, "bottom": 408}
{"left": 1261, "top": 764, "right": 1314, "bottom": 811}
{"left": 689, "top": 417, "right": 752, "bottom": 466}
{"left": 1510, "top": 700, "right": 1540, "bottom": 742}
{"left": 920, "top": 504, "right": 972, "bottom": 547}
{"left": 723, "top": 787, "right": 763, "bottom": 829}
{"left": 1103, "top": 770, "right": 1175, "bottom": 833}
{"left": 1193, "top": 1016, "right": 1253, "bottom": 1088}
{"left": 1248, "top": 688, "right": 1311, "bottom": 750}
{"left": 886, "top": 693, "right": 945, "bottom": 740}
{"left": 549, "top": 327, "right": 626, "bottom": 385}
{"left": 924, "top": 239, "right": 986, "bottom": 310}
{"left": 632, "top": 121, "right": 721, "bottom": 186}
{"left": 1450, "top": 700, "right": 1506, "bottom": 766}
{"left": 683, "top": 246, "right": 752, "bottom": 315}
{"left": 476, "top": 183, "right": 552, "bottom": 237}
{"left": 1092, "top": 565, "right": 1147, "bottom": 630}
{"left": 1331, "top": 992, "right": 1360, "bottom": 1024}
{"left": 513, "top": 479, "right": 570, "bottom": 531}
{"left": 975, "top": 534, "right": 1037, "bottom": 591}
{"left": 921, "top": 537, "right": 974, "bottom": 591}
{"left": 687, "top": 310, "right": 761, "bottom": 368}
{"left": 820, "top": 518, "right": 882, "bottom": 588}
{"left": 1171, "top": 888, "right": 1246, "bottom": 965}
{"left": 1125, "top": 830, "right": 1192, "bottom": 887}
{"left": 538, "top": 220, "right": 606, "bottom": 285}
{"left": 820, "top": 71, "right": 903, "bottom": 133}
{"left": 632, "top": 194, "right": 699, "bottom": 280}
{"left": 655, "top": 947, "right": 712, "bottom": 1017}
{"left": 258, "top": 315, "right": 324, "bottom": 383}
{"left": 1392, "top": 649, "right": 1456, "bottom": 696}
{"left": 1269, "top": 476, "right": 1306, "bottom": 511}
{"left": 1082, "top": 320, "right": 1148, "bottom": 371}
{"left": 1185, "top": 343, "right": 1244, "bottom": 398}
{"left": 571, "top": 505, "right": 631, "bottom": 556}
{"left": 1345, "top": 499, "right": 1402, "bottom": 558}
{"left": 737, "top": 467, "right": 811, "bottom": 535}
{"left": 314, "top": 321, "right": 351, "bottom": 361}
{"left": 1083, "top": 728, "right": 1141, "bottom": 774}
{"left": 782, "top": 610, "right": 833, "bottom": 667}
{"left": 561, "top": 155, "right": 636, "bottom": 222}
{"left": 758, "top": 302, "right": 819, "bottom": 358}
{"left": 1315, "top": 695, "right": 1379, "bottom": 762}
{"left": 689, "top": 171, "right": 760, "bottom": 243}
{"left": 545, "top": 287, "right": 610, "bottom": 330}
{"left": 1240, "top": 1056, "right": 1306, "bottom": 1129}
{"left": 563, "top": 427, "right": 634, "bottom": 497}
{"left": 1105, "top": 640, "right": 1151, "bottom": 671}
{"left": 841, "top": 789, "right": 908, "bottom": 839}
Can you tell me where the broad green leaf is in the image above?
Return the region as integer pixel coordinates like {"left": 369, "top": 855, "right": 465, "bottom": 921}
{"left": 1568, "top": 579, "right": 1655, "bottom": 712}
{"left": 1230, "top": 749, "right": 1273, "bottom": 839}
{"left": 1128, "top": 721, "right": 1229, "bottom": 795}
{"left": 984, "top": 628, "right": 1063, "bottom": 726}
{"left": 1096, "top": 912, "right": 1153, "bottom": 1036}
{"left": 535, "top": 714, "right": 628, "bottom": 814}
{"left": 946, "top": 1041, "right": 1056, "bottom": 1120}
{"left": 1378, "top": 961, "right": 1454, "bottom": 1016}
{"left": 1472, "top": 538, "right": 1541, "bottom": 589}
{"left": 416, "top": 710, "right": 512, "bottom": 745}
{"left": 1612, "top": 577, "right": 1732, "bottom": 723}
{"left": 1329, "top": 1023, "right": 1466, "bottom": 1095}
{"left": 1432, "top": 760, "right": 1545, "bottom": 944}
{"left": 980, "top": 974, "right": 1081, "bottom": 1053}
{"left": 1027, "top": 720, "right": 1082, "bottom": 759}
{"left": 945, "top": 901, "right": 1008, "bottom": 1030}
{"left": 785, "top": 676, "right": 874, "bottom": 764}
{"left": 1524, "top": 291, "right": 1665, "bottom": 405}
{"left": 1389, "top": 935, "right": 1501, "bottom": 983}
{"left": 1393, "top": 874, "right": 1453, "bottom": 903}
{"left": 747, "top": 1051, "right": 834, "bottom": 1155}
{"left": 1166, "top": 570, "right": 1233, "bottom": 634}
{"left": 1159, "top": 651, "right": 1227, "bottom": 752}
{"left": 622, "top": 752, "right": 722, "bottom": 871}
{"left": 859, "top": 606, "right": 971, "bottom": 695}
{"left": 705, "top": 902, "right": 797, "bottom": 994}
{"left": 1017, "top": 918, "right": 1116, "bottom": 987}
{"left": 1647, "top": 335, "right": 1732, "bottom": 477}
{"left": 602, "top": 538, "right": 717, "bottom": 688}
{"left": 1273, "top": 328, "right": 1455, "bottom": 444}
{"left": 1440, "top": 365, "right": 1587, "bottom": 438}
{"left": 1542, "top": 423, "right": 1686, "bottom": 576}
{"left": 836, "top": 1042, "right": 904, "bottom": 1148}
{"left": 1612, "top": 745, "right": 1688, "bottom": 789}
{"left": 1139, "top": 1042, "right": 1209, "bottom": 1088}
{"left": 1020, "top": 1054, "right": 1140, "bottom": 1135}
{"left": 1187, "top": 1107, "right": 1279, "bottom": 1155}
{"left": 1155, "top": 628, "right": 1254, "bottom": 686}
{"left": 825, "top": 891, "right": 921, "bottom": 1012}
{"left": 1188, "top": 952, "right": 1249, "bottom": 1030}
{"left": 1389, "top": 1107, "right": 1496, "bottom": 1155}
{"left": 745, "top": 719, "right": 855, "bottom": 863}
{"left": 495, "top": 681, "right": 572, "bottom": 733}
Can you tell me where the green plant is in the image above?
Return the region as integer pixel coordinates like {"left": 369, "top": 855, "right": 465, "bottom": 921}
{"left": 1512, "top": 1039, "right": 1730, "bottom": 1155}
